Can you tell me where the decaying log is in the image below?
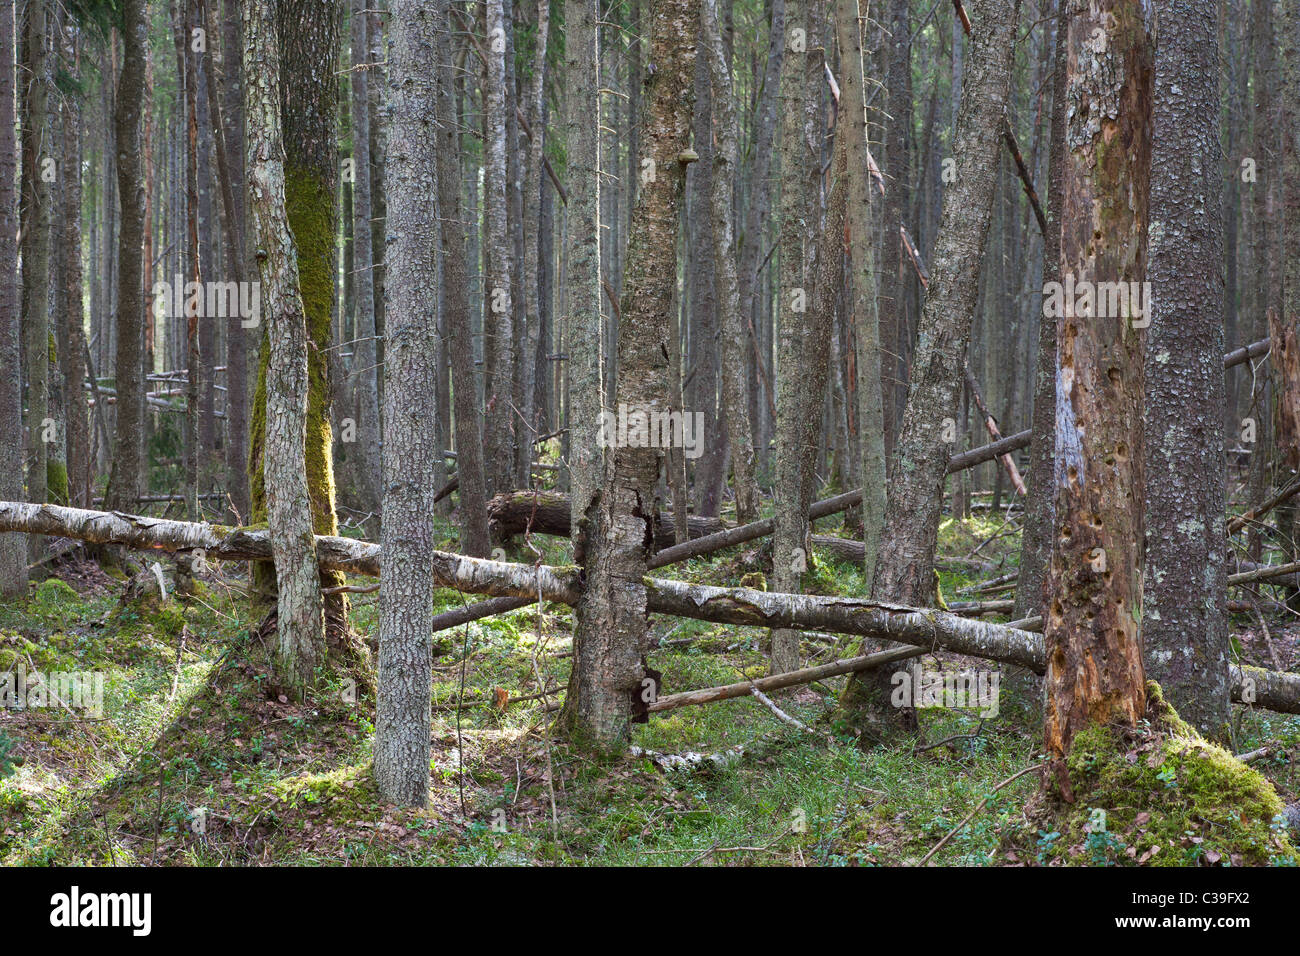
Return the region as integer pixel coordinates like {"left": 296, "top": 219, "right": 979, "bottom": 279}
{"left": 488, "top": 490, "right": 867, "bottom": 565}
{"left": 2, "top": 502, "right": 1296, "bottom": 714}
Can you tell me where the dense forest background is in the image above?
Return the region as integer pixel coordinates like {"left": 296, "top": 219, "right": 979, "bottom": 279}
{"left": 0, "top": 0, "right": 1298, "bottom": 868}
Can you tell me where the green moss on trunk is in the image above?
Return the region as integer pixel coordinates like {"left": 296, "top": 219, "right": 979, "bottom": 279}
{"left": 1044, "top": 682, "right": 1299, "bottom": 866}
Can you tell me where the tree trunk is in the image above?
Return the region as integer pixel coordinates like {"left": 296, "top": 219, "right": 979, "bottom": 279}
{"left": 834, "top": 0, "right": 885, "bottom": 591}
{"left": 347, "top": 0, "right": 383, "bottom": 524}
{"left": 516, "top": 0, "right": 550, "bottom": 490}
{"left": 1142, "top": 0, "right": 1229, "bottom": 740}
{"left": 703, "top": 0, "right": 760, "bottom": 523}
{"left": 434, "top": 3, "right": 488, "bottom": 558}
{"left": 22, "top": 0, "right": 51, "bottom": 529}
{"left": 559, "top": 0, "right": 697, "bottom": 753}
{"left": 374, "top": 0, "right": 443, "bottom": 807}
{"left": 770, "top": 0, "right": 824, "bottom": 675}
{"left": 839, "top": 0, "right": 1022, "bottom": 735}
{"left": 1042, "top": 0, "right": 1154, "bottom": 781}
{"left": 563, "top": 0, "right": 602, "bottom": 556}
{"left": 58, "top": 26, "right": 89, "bottom": 509}
{"left": 481, "top": 0, "right": 515, "bottom": 498}
{"left": 105, "top": 0, "right": 148, "bottom": 513}
{"left": 0, "top": 0, "right": 23, "bottom": 596}
{"left": 3, "top": 499, "right": 1298, "bottom": 716}
{"left": 243, "top": 0, "right": 326, "bottom": 692}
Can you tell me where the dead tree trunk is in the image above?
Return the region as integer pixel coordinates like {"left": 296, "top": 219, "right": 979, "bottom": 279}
{"left": 1042, "top": 0, "right": 1154, "bottom": 784}
{"left": 559, "top": 0, "right": 697, "bottom": 754}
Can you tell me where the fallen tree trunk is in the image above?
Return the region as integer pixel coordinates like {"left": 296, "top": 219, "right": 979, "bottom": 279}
{"left": 489, "top": 490, "right": 866, "bottom": 565}
{"left": 2, "top": 502, "right": 1295, "bottom": 713}
{"left": 648, "top": 644, "right": 926, "bottom": 713}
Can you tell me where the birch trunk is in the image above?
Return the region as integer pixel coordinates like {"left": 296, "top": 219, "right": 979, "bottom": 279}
{"left": 1, "top": 500, "right": 1296, "bottom": 716}
{"left": 481, "top": 0, "right": 515, "bottom": 498}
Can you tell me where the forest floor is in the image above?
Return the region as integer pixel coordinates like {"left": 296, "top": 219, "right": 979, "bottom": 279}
{"left": 2, "top": 503, "right": 1298, "bottom": 866}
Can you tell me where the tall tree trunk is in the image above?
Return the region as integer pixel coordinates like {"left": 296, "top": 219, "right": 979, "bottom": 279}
{"left": 1014, "top": 0, "right": 1063, "bottom": 625}
{"left": 1042, "top": 0, "right": 1154, "bottom": 782}
{"left": 481, "top": 0, "right": 515, "bottom": 497}
{"left": 347, "top": 0, "right": 382, "bottom": 523}
{"left": 0, "top": 0, "right": 23, "bottom": 595}
{"left": 559, "top": 0, "right": 697, "bottom": 753}
{"left": 1142, "top": 0, "right": 1229, "bottom": 740}
{"left": 561, "top": 0, "right": 602, "bottom": 549}
{"left": 834, "top": 0, "right": 885, "bottom": 590}
{"left": 374, "top": 0, "right": 443, "bottom": 807}
{"left": 22, "top": 0, "right": 51, "bottom": 530}
{"left": 219, "top": 0, "right": 251, "bottom": 521}
{"left": 59, "top": 26, "right": 90, "bottom": 509}
{"left": 770, "top": 0, "right": 823, "bottom": 675}
{"left": 516, "top": 0, "right": 550, "bottom": 489}
{"left": 878, "top": 0, "right": 911, "bottom": 461}
{"left": 105, "top": 0, "right": 148, "bottom": 513}
{"left": 436, "top": 0, "right": 489, "bottom": 557}
{"left": 247, "top": 0, "right": 349, "bottom": 638}
{"left": 243, "top": 0, "right": 326, "bottom": 692}
{"left": 703, "top": 0, "right": 759, "bottom": 522}
{"left": 838, "top": 0, "right": 1021, "bottom": 735}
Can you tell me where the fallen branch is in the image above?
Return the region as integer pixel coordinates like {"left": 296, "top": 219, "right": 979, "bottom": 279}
{"left": 2, "top": 502, "right": 1295, "bottom": 714}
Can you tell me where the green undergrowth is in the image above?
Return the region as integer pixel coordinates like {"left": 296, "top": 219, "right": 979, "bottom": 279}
{"left": 1, "top": 512, "right": 1297, "bottom": 866}
{"left": 1032, "top": 684, "right": 1299, "bottom": 867}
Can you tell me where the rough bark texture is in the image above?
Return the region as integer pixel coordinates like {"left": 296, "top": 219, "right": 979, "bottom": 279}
{"left": 433, "top": 0, "right": 488, "bottom": 558}
{"left": 702, "top": 0, "right": 759, "bottom": 523}
{"left": 481, "top": 0, "right": 514, "bottom": 498}
{"left": 516, "top": 0, "right": 550, "bottom": 489}
{"left": 834, "top": 0, "right": 885, "bottom": 591}
{"left": 105, "top": 0, "right": 148, "bottom": 512}
{"left": 247, "top": 0, "right": 348, "bottom": 635}
{"left": 0, "top": 0, "right": 22, "bottom": 595}
{"left": 374, "top": 0, "right": 441, "bottom": 807}
{"left": 1042, "top": 0, "right": 1154, "bottom": 776}
{"left": 21, "top": 0, "right": 50, "bottom": 525}
{"left": 347, "top": 0, "right": 383, "bottom": 521}
{"left": 58, "top": 32, "right": 89, "bottom": 509}
{"left": 1142, "top": 0, "right": 1229, "bottom": 740}
{"left": 563, "top": 0, "right": 602, "bottom": 550}
{"left": 244, "top": 0, "right": 326, "bottom": 691}
{"left": 839, "top": 0, "right": 1021, "bottom": 735}
{"left": 770, "top": 0, "right": 825, "bottom": 674}
{"left": 559, "top": 0, "right": 696, "bottom": 754}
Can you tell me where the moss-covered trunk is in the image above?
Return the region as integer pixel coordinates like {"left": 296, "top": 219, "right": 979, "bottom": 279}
{"left": 249, "top": 0, "right": 349, "bottom": 644}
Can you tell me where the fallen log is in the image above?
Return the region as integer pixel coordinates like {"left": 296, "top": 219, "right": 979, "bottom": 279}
{"left": 1223, "top": 337, "right": 1271, "bottom": 370}
{"left": 488, "top": 490, "right": 866, "bottom": 566}
{"left": 648, "top": 644, "right": 926, "bottom": 713}
{"left": 1, "top": 502, "right": 1295, "bottom": 714}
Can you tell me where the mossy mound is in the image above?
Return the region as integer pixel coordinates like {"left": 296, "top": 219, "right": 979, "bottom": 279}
{"left": 1048, "top": 682, "right": 1298, "bottom": 866}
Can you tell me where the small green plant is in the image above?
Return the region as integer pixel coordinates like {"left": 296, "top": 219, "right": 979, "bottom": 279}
{"left": 0, "top": 730, "right": 16, "bottom": 779}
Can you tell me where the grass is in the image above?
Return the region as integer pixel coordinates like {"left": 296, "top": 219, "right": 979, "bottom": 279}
{"left": 1, "top": 506, "right": 1297, "bottom": 866}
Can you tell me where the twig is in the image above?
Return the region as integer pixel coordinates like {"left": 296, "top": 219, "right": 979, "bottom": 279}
{"left": 919, "top": 762, "right": 1045, "bottom": 865}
